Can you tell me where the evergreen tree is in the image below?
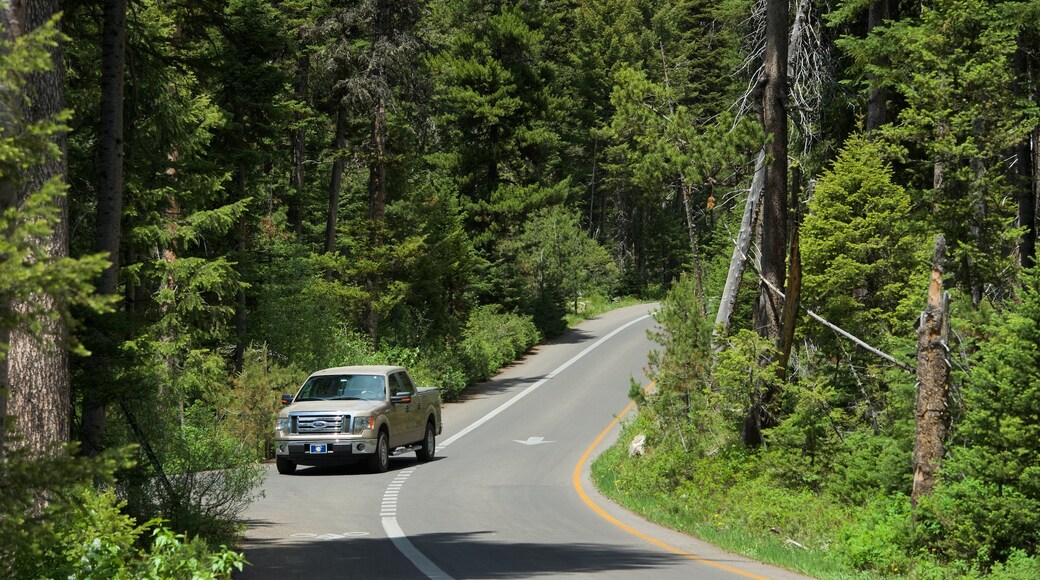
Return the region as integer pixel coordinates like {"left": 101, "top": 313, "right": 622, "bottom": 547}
{"left": 933, "top": 267, "right": 1040, "bottom": 561}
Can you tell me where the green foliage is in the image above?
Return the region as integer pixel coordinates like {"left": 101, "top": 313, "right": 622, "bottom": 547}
{"left": 921, "top": 267, "right": 1040, "bottom": 564}
{"left": 834, "top": 493, "right": 915, "bottom": 573}
{"left": 638, "top": 273, "right": 721, "bottom": 452}
{"left": 844, "top": 0, "right": 1038, "bottom": 300}
{"left": 458, "top": 304, "right": 541, "bottom": 383}
{"left": 0, "top": 447, "right": 243, "bottom": 580}
{"left": 801, "top": 134, "right": 928, "bottom": 342}
{"left": 227, "top": 344, "right": 306, "bottom": 459}
{"left": 508, "top": 206, "right": 619, "bottom": 335}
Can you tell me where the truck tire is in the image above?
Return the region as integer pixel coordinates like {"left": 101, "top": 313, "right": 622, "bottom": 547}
{"left": 276, "top": 457, "right": 296, "bottom": 475}
{"left": 416, "top": 420, "right": 436, "bottom": 462}
{"left": 367, "top": 430, "right": 390, "bottom": 473}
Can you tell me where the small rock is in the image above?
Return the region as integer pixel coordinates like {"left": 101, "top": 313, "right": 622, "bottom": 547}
{"left": 628, "top": 434, "right": 646, "bottom": 457}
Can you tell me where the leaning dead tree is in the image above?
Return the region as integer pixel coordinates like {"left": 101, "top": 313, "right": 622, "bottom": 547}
{"left": 912, "top": 235, "right": 951, "bottom": 508}
{"left": 714, "top": 0, "right": 827, "bottom": 341}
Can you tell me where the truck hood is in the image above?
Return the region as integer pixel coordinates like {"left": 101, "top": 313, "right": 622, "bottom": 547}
{"left": 280, "top": 400, "right": 384, "bottom": 417}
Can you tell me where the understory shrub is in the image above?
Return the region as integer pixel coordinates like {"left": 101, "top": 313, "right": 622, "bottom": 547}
{"left": 0, "top": 446, "right": 243, "bottom": 579}
{"left": 459, "top": 305, "right": 541, "bottom": 382}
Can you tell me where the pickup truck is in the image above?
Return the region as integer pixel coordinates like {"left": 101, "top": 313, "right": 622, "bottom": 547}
{"left": 274, "top": 365, "right": 442, "bottom": 474}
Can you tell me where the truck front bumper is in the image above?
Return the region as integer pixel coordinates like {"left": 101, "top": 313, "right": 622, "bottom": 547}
{"left": 274, "top": 437, "right": 378, "bottom": 463}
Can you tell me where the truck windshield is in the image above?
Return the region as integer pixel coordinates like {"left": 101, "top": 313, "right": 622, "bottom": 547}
{"left": 295, "top": 375, "right": 386, "bottom": 401}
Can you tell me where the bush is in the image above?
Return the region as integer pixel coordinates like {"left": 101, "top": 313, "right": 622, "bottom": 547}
{"left": 834, "top": 493, "right": 914, "bottom": 573}
{"left": 0, "top": 447, "right": 243, "bottom": 579}
{"left": 459, "top": 305, "right": 541, "bottom": 383}
{"left": 917, "top": 477, "right": 1040, "bottom": 566}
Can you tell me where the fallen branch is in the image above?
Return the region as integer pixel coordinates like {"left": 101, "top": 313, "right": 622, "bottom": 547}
{"left": 757, "top": 275, "right": 915, "bottom": 373}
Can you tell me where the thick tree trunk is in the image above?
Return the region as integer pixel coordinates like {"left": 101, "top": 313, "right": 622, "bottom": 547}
{"left": 324, "top": 106, "right": 346, "bottom": 256}
{"left": 716, "top": 0, "right": 807, "bottom": 341}
{"left": 0, "top": 5, "right": 21, "bottom": 454}
{"left": 8, "top": 0, "right": 72, "bottom": 454}
{"left": 912, "top": 235, "right": 951, "bottom": 508}
{"left": 81, "top": 0, "right": 126, "bottom": 456}
{"left": 754, "top": 0, "right": 789, "bottom": 343}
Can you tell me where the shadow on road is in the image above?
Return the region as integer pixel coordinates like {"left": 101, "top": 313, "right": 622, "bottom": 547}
{"left": 237, "top": 529, "right": 699, "bottom": 579}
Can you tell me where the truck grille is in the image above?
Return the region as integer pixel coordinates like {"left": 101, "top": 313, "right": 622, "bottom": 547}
{"left": 292, "top": 414, "right": 348, "bottom": 434}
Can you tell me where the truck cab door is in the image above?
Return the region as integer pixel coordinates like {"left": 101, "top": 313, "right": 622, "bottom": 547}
{"left": 389, "top": 372, "right": 421, "bottom": 445}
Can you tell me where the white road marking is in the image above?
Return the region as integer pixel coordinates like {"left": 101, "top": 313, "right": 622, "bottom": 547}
{"left": 513, "top": 436, "right": 553, "bottom": 445}
{"left": 289, "top": 531, "right": 371, "bottom": 540}
{"left": 382, "top": 313, "right": 653, "bottom": 579}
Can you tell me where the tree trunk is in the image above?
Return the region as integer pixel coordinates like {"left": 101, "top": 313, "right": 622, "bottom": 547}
{"left": 80, "top": 0, "right": 126, "bottom": 456}
{"left": 289, "top": 54, "right": 308, "bottom": 241}
{"left": 233, "top": 167, "right": 247, "bottom": 372}
{"left": 865, "top": 0, "right": 890, "bottom": 133}
{"left": 366, "top": 94, "right": 387, "bottom": 347}
{"left": 716, "top": 0, "right": 808, "bottom": 341}
{"left": 777, "top": 168, "right": 802, "bottom": 379}
{"left": 714, "top": 150, "right": 765, "bottom": 340}
{"left": 324, "top": 105, "right": 346, "bottom": 256}
{"left": 680, "top": 182, "right": 706, "bottom": 316}
{"left": 754, "top": 0, "right": 789, "bottom": 343}
{"left": 7, "top": 0, "right": 72, "bottom": 454}
{"left": 912, "top": 235, "right": 951, "bottom": 508}
{"left": 1014, "top": 41, "right": 1036, "bottom": 268}
{"left": 0, "top": 5, "right": 21, "bottom": 454}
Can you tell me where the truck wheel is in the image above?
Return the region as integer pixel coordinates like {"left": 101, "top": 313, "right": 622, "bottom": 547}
{"left": 367, "top": 430, "right": 389, "bottom": 473}
{"left": 276, "top": 457, "right": 296, "bottom": 475}
{"left": 416, "top": 421, "right": 436, "bottom": 462}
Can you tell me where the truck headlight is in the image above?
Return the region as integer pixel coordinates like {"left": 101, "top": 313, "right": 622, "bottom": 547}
{"left": 276, "top": 417, "right": 291, "bottom": 435}
{"left": 352, "top": 416, "right": 373, "bottom": 435}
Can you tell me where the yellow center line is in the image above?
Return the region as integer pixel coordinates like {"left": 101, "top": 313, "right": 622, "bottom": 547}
{"left": 572, "top": 381, "right": 770, "bottom": 580}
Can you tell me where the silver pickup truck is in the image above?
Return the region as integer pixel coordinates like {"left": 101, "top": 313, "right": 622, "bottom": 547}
{"left": 274, "top": 365, "right": 442, "bottom": 474}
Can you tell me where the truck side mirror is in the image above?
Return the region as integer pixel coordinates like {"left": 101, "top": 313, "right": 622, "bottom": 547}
{"left": 280, "top": 394, "right": 293, "bottom": 405}
{"left": 390, "top": 393, "right": 412, "bottom": 404}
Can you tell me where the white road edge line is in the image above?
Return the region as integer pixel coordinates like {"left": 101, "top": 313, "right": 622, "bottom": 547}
{"left": 382, "top": 312, "right": 653, "bottom": 580}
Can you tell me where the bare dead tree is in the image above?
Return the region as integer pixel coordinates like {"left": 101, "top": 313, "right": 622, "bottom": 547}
{"left": 912, "top": 235, "right": 951, "bottom": 509}
{"left": 716, "top": 0, "right": 827, "bottom": 341}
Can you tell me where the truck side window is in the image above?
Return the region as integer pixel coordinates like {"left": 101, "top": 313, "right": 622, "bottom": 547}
{"left": 391, "top": 372, "right": 414, "bottom": 395}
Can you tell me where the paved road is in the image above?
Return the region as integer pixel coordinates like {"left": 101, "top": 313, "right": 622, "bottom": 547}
{"left": 238, "top": 304, "right": 811, "bottom": 579}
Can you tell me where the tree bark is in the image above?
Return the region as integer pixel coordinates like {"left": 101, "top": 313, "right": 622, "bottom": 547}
{"left": 716, "top": 0, "right": 808, "bottom": 341}
{"left": 714, "top": 150, "right": 765, "bottom": 340}
{"left": 80, "top": 0, "right": 126, "bottom": 457}
{"left": 865, "top": 0, "right": 890, "bottom": 133}
{"left": 0, "top": 4, "right": 22, "bottom": 454}
{"left": 777, "top": 168, "right": 802, "bottom": 379}
{"left": 324, "top": 105, "right": 346, "bottom": 256}
{"left": 6, "top": 0, "right": 71, "bottom": 455}
{"left": 912, "top": 235, "right": 951, "bottom": 509}
{"left": 754, "top": 0, "right": 789, "bottom": 343}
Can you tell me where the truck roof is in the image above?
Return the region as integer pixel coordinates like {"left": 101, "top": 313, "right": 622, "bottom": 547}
{"left": 308, "top": 365, "right": 406, "bottom": 377}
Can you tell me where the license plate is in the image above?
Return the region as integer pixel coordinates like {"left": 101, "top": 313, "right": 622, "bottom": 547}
{"left": 308, "top": 444, "right": 328, "bottom": 454}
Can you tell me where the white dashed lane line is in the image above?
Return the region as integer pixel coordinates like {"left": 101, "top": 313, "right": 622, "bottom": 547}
{"left": 381, "top": 466, "right": 417, "bottom": 517}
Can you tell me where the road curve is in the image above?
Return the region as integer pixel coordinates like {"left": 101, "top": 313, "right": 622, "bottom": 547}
{"left": 238, "top": 304, "right": 812, "bottom": 579}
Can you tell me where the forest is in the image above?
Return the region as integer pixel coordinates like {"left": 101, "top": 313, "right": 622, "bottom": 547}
{"left": 1, "top": 0, "right": 1038, "bottom": 578}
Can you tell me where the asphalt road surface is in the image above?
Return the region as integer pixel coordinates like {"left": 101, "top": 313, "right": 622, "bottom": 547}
{"left": 238, "top": 304, "right": 811, "bottom": 579}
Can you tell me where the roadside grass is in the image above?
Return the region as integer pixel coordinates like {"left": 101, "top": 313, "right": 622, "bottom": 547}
{"left": 591, "top": 427, "right": 880, "bottom": 580}
{"left": 564, "top": 294, "right": 647, "bottom": 327}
